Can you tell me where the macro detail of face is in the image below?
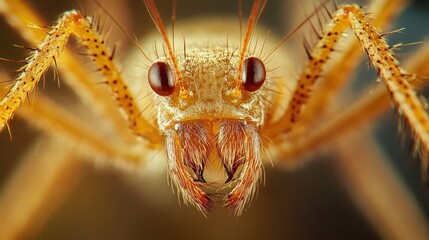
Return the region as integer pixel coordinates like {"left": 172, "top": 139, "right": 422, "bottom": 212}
{"left": 145, "top": 17, "right": 270, "bottom": 214}
{"left": 0, "top": 0, "right": 428, "bottom": 239}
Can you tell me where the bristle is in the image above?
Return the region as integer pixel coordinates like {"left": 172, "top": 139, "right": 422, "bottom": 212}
{"left": 109, "top": 43, "right": 117, "bottom": 61}
{"left": 165, "top": 127, "right": 213, "bottom": 213}
{"left": 322, "top": 1, "right": 333, "bottom": 19}
{"left": 380, "top": 27, "right": 405, "bottom": 37}
{"left": 52, "top": 56, "right": 60, "bottom": 88}
{"left": 303, "top": 38, "right": 313, "bottom": 60}
{"left": 310, "top": 20, "right": 323, "bottom": 40}
{"left": 93, "top": 0, "right": 152, "bottom": 62}
{"left": 265, "top": 0, "right": 331, "bottom": 60}
{"left": 178, "top": 122, "right": 212, "bottom": 183}
{"left": 217, "top": 120, "right": 263, "bottom": 216}
{"left": 216, "top": 121, "right": 247, "bottom": 183}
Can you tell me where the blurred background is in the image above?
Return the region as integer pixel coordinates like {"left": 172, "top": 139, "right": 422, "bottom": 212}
{"left": 0, "top": 0, "right": 428, "bottom": 239}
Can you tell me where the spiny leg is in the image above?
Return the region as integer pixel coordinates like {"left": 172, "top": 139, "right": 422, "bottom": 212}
{"left": 309, "top": 34, "right": 429, "bottom": 229}
{"left": 267, "top": 2, "right": 413, "bottom": 136}
{"left": 346, "top": 5, "right": 429, "bottom": 178}
{"left": 0, "top": 9, "right": 159, "bottom": 142}
{"left": 267, "top": 4, "right": 429, "bottom": 174}
{"left": 272, "top": 43, "right": 429, "bottom": 162}
{"left": 316, "top": 42, "right": 429, "bottom": 159}
{"left": 0, "top": 0, "right": 135, "bottom": 142}
{"left": 267, "top": 4, "right": 352, "bottom": 134}
{"left": 0, "top": 75, "right": 160, "bottom": 238}
{"left": 270, "top": 44, "right": 429, "bottom": 240}
{"left": 296, "top": 0, "right": 407, "bottom": 132}
{"left": 279, "top": 44, "right": 429, "bottom": 162}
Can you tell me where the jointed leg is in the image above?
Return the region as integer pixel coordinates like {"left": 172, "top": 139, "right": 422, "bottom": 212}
{"left": 296, "top": 0, "right": 407, "bottom": 132}
{"left": 270, "top": 43, "right": 429, "bottom": 240}
{"left": 267, "top": 2, "right": 421, "bottom": 136}
{"left": 347, "top": 5, "right": 429, "bottom": 176}
{"left": 0, "top": 0, "right": 135, "bottom": 142}
{"left": 0, "top": 70, "right": 163, "bottom": 239}
{"left": 0, "top": 5, "right": 159, "bottom": 142}
{"left": 267, "top": 3, "right": 352, "bottom": 134}
{"left": 267, "top": 4, "right": 429, "bottom": 168}
{"left": 271, "top": 42, "right": 429, "bottom": 162}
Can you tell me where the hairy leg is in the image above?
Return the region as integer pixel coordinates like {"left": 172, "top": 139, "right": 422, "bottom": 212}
{"left": 267, "top": 3, "right": 429, "bottom": 160}
{"left": 270, "top": 42, "right": 429, "bottom": 160}
{"left": 0, "top": 2, "right": 160, "bottom": 142}
{"left": 266, "top": 3, "right": 429, "bottom": 178}
{"left": 0, "top": 0, "right": 134, "bottom": 142}
{"left": 270, "top": 39, "right": 429, "bottom": 240}
{"left": 295, "top": 0, "right": 407, "bottom": 132}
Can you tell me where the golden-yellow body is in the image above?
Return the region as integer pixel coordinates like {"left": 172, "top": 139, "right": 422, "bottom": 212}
{"left": 0, "top": 0, "right": 428, "bottom": 239}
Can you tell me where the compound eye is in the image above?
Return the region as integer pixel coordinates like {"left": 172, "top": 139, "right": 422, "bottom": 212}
{"left": 148, "top": 61, "right": 176, "bottom": 96}
{"left": 241, "top": 57, "right": 266, "bottom": 92}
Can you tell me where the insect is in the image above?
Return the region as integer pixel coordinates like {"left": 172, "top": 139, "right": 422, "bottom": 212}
{"left": 0, "top": 0, "right": 428, "bottom": 239}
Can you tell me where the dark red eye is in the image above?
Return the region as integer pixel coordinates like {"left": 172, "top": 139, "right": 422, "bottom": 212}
{"left": 241, "top": 57, "right": 266, "bottom": 92}
{"left": 148, "top": 61, "right": 176, "bottom": 96}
